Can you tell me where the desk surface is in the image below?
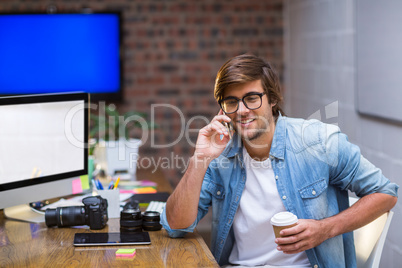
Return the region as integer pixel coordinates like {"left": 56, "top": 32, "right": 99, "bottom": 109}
{"left": 0, "top": 166, "right": 219, "bottom": 268}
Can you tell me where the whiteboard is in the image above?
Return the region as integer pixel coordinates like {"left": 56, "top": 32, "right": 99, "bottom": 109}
{"left": 356, "top": 0, "right": 402, "bottom": 122}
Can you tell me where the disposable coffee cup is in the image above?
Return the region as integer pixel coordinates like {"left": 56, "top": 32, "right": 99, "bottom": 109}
{"left": 270, "top": 211, "right": 298, "bottom": 238}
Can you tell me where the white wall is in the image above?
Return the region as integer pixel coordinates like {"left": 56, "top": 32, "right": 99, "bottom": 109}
{"left": 284, "top": 0, "right": 402, "bottom": 266}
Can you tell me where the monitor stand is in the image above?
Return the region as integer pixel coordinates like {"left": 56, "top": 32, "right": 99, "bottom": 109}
{"left": 4, "top": 204, "right": 45, "bottom": 223}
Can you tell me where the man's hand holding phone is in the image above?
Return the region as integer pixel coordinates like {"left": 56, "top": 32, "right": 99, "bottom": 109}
{"left": 194, "top": 109, "right": 232, "bottom": 161}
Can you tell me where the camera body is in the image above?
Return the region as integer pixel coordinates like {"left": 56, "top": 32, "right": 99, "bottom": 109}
{"left": 45, "top": 195, "right": 108, "bottom": 230}
{"left": 82, "top": 196, "right": 109, "bottom": 229}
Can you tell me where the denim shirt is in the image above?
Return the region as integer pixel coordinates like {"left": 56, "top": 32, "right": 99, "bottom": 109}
{"left": 161, "top": 116, "right": 399, "bottom": 267}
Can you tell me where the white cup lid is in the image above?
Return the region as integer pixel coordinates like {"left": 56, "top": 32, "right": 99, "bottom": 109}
{"left": 270, "top": 211, "right": 298, "bottom": 226}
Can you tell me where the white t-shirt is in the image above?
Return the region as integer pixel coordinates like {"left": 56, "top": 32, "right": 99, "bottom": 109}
{"left": 228, "top": 148, "right": 310, "bottom": 267}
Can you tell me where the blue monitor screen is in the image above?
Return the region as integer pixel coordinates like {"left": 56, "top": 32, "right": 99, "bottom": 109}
{"left": 0, "top": 13, "right": 121, "bottom": 95}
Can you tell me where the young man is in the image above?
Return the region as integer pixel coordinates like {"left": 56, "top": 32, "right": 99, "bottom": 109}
{"left": 160, "top": 54, "right": 398, "bottom": 267}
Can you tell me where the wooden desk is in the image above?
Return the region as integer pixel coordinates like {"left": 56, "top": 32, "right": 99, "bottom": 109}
{"left": 0, "top": 167, "right": 219, "bottom": 268}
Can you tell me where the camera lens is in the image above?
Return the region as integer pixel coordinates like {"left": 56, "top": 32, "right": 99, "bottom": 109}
{"left": 120, "top": 209, "right": 142, "bottom": 232}
{"left": 120, "top": 220, "right": 143, "bottom": 232}
{"left": 45, "top": 206, "right": 86, "bottom": 227}
{"left": 142, "top": 211, "right": 161, "bottom": 231}
{"left": 143, "top": 211, "right": 160, "bottom": 220}
{"left": 120, "top": 209, "right": 141, "bottom": 220}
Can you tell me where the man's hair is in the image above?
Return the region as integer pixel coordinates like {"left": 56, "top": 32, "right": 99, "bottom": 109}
{"left": 214, "top": 54, "right": 285, "bottom": 118}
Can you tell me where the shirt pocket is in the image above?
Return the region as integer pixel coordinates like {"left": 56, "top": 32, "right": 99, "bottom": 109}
{"left": 207, "top": 182, "right": 226, "bottom": 225}
{"left": 207, "top": 181, "right": 225, "bottom": 200}
{"left": 298, "top": 179, "right": 328, "bottom": 220}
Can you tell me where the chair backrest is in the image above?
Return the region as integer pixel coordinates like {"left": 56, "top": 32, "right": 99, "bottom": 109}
{"left": 349, "top": 196, "right": 394, "bottom": 268}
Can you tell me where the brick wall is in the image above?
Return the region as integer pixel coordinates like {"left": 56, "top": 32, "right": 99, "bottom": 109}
{"left": 1, "top": 0, "right": 284, "bottom": 186}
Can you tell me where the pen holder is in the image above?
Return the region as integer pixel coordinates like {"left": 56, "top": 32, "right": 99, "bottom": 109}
{"left": 97, "top": 189, "right": 120, "bottom": 218}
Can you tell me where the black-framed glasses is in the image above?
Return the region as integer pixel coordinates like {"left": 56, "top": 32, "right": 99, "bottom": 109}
{"left": 219, "top": 92, "right": 266, "bottom": 114}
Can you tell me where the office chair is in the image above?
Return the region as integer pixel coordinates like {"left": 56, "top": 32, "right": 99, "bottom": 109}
{"left": 349, "top": 196, "right": 394, "bottom": 268}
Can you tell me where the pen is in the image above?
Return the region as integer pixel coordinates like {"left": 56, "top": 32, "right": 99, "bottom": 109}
{"left": 108, "top": 181, "right": 114, "bottom": 190}
{"left": 113, "top": 177, "right": 121, "bottom": 189}
{"left": 96, "top": 179, "right": 104, "bottom": 190}
{"left": 92, "top": 179, "right": 98, "bottom": 190}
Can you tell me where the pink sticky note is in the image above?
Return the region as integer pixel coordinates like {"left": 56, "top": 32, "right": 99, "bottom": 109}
{"left": 119, "top": 189, "right": 135, "bottom": 194}
{"left": 141, "top": 180, "right": 157, "bottom": 187}
{"left": 72, "top": 178, "right": 83, "bottom": 194}
{"left": 116, "top": 252, "right": 136, "bottom": 258}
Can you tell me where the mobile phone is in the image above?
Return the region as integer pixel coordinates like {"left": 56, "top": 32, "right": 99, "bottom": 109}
{"left": 222, "top": 111, "right": 233, "bottom": 139}
{"left": 73, "top": 232, "right": 151, "bottom": 246}
{"left": 224, "top": 122, "right": 233, "bottom": 139}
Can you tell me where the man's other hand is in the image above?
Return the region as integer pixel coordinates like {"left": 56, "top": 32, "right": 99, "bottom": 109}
{"left": 274, "top": 219, "right": 331, "bottom": 254}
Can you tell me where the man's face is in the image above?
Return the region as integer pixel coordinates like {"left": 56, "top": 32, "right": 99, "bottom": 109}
{"left": 222, "top": 80, "right": 275, "bottom": 142}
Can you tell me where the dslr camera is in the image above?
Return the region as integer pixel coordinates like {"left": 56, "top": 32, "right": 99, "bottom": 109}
{"left": 45, "top": 195, "right": 108, "bottom": 230}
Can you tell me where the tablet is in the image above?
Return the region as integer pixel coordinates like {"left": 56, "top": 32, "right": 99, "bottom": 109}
{"left": 73, "top": 232, "right": 151, "bottom": 246}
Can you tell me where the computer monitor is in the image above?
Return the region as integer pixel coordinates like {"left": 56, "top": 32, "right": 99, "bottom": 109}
{"left": 0, "top": 92, "right": 88, "bottom": 222}
{"left": 0, "top": 13, "right": 122, "bottom": 101}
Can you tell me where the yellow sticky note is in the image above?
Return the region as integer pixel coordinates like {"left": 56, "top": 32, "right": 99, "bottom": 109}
{"left": 80, "top": 175, "right": 90, "bottom": 190}
{"left": 116, "top": 248, "right": 136, "bottom": 258}
{"left": 116, "top": 249, "right": 136, "bottom": 255}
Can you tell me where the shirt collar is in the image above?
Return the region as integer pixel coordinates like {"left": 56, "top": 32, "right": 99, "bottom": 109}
{"left": 222, "top": 132, "right": 242, "bottom": 158}
{"left": 269, "top": 114, "right": 286, "bottom": 160}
